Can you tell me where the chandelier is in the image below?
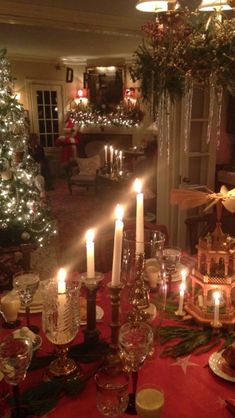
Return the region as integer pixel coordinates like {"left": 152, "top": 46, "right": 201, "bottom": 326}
{"left": 135, "top": 1, "right": 169, "bottom": 12}
{"left": 135, "top": 0, "right": 234, "bottom": 13}
{"left": 199, "top": 0, "right": 234, "bottom": 10}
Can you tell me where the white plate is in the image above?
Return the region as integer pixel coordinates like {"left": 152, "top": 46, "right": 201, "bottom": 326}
{"left": 80, "top": 305, "right": 104, "bottom": 325}
{"left": 209, "top": 350, "right": 235, "bottom": 382}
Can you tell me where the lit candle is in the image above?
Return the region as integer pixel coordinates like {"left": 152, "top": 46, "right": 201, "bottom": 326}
{"left": 134, "top": 178, "right": 144, "bottom": 254}
{"left": 213, "top": 291, "right": 221, "bottom": 327}
{"left": 86, "top": 229, "right": 95, "bottom": 278}
{"left": 110, "top": 146, "right": 114, "bottom": 165}
{"left": 57, "top": 268, "right": 67, "bottom": 340}
{"left": 181, "top": 269, "right": 187, "bottom": 284}
{"left": 177, "top": 282, "right": 185, "bottom": 316}
{"left": 58, "top": 267, "right": 66, "bottom": 294}
{"left": 111, "top": 204, "right": 124, "bottom": 286}
{"left": 104, "top": 145, "right": 108, "bottom": 164}
{"left": 119, "top": 151, "right": 123, "bottom": 171}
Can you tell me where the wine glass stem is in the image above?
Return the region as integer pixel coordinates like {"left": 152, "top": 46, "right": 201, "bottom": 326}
{"left": 25, "top": 306, "right": 30, "bottom": 328}
{"left": 132, "top": 370, "right": 138, "bottom": 397}
{"left": 12, "top": 384, "right": 21, "bottom": 418}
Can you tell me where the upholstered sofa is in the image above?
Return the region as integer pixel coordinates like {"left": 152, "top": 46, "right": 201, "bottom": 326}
{"left": 65, "top": 154, "right": 101, "bottom": 194}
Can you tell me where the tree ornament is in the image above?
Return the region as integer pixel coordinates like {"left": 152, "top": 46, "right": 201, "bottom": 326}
{"left": 21, "top": 231, "right": 30, "bottom": 241}
{"left": 34, "top": 174, "right": 45, "bottom": 192}
{"left": 12, "top": 150, "right": 25, "bottom": 164}
{"left": 0, "top": 158, "right": 12, "bottom": 180}
{"left": 176, "top": 0, "right": 202, "bottom": 10}
{"left": 1, "top": 169, "right": 12, "bottom": 180}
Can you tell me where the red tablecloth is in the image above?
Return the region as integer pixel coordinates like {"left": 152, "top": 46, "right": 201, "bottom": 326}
{"left": 1, "top": 275, "right": 235, "bottom": 418}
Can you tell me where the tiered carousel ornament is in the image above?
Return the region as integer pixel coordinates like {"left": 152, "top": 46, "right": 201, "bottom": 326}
{"left": 171, "top": 186, "right": 235, "bottom": 328}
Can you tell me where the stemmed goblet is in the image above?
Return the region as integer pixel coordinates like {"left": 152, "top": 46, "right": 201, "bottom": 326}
{"left": 41, "top": 276, "right": 81, "bottom": 378}
{"left": 119, "top": 321, "right": 154, "bottom": 415}
{"left": 0, "top": 334, "right": 32, "bottom": 418}
{"left": 13, "top": 271, "right": 40, "bottom": 333}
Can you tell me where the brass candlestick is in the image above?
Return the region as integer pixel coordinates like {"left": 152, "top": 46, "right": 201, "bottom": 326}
{"left": 82, "top": 273, "right": 103, "bottom": 346}
{"left": 107, "top": 282, "right": 124, "bottom": 358}
{"left": 49, "top": 343, "right": 79, "bottom": 377}
{"left": 128, "top": 253, "right": 150, "bottom": 323}
{"left": 78, "top": 273, "right": 109, "bottom": 358}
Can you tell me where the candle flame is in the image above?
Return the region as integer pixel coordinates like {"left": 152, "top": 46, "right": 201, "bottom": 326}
{"left": 58, "top": 268, "right": 66, "bottom": 281}
{"left": 213, "top": 291, "right": 220, "bottom": 302}
{"left": 115, "top": 204, "right": 124, "bottom": 221}
{"left": 134, "top": 178, "right": 142, "bottom": 193}
{"left": 86, "top": 229, "right": 94, "bottom": 242}
{"left": 104, "top": 145, "right": 107, "bottom": 149}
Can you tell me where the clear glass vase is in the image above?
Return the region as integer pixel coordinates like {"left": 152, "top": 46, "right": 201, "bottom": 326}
{"left": 41, "top": 276, "right": 81, "bottom": 377}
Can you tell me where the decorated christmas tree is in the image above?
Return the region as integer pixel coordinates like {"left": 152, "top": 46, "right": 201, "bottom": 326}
{"left": 0, "top": 49, "right": 56, "bottom": 247}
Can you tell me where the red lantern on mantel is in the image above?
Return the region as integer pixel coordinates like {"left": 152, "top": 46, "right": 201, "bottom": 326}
{"left": 77, "top": 88, "right": 88, "bottom": 98}
{"left": 124, "top": 87, "right": 136, "bottom": 98}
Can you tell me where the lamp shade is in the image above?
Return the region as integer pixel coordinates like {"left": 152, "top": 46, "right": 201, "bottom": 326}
{"left": 199, "top": 0, "right": 233, "bottom": 10}
{"left": 136, "top": 0, "right": 168, "bottom": 12}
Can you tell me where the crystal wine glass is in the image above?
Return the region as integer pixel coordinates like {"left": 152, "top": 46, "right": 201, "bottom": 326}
{"left": 119, "top": 321, "right": 154, "bottom": 415}
{"left": 162, "top": 247, "right": 181, "bottom": 294}
{"left": 13, "top": 271, "right": 40, "bottom": 333}
{"left": 0, "top": 334, "right": 32, "bottom": 418}
{"left": 95, "top": 367, "right": 129, "bottom": 417}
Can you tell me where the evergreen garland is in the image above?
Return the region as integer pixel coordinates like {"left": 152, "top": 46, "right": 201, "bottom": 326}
{"left": 130, "top": 10, "right": 235, "bottom": 113}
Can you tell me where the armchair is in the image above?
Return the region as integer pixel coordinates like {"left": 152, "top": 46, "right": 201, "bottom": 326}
{"left": 66, "top": 154, "right": 101, "bottom": 194}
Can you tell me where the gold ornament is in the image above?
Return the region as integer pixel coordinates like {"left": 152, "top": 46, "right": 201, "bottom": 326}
{"left": 1, "top": 169, "right": 12, "bottom": 180}
{"left": 21, "top": 231, "right": 30, "bottom": 241}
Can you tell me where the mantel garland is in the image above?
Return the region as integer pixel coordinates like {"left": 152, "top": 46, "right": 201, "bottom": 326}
{"left": 67, "top": 100, "right": 144, "bottom": 130}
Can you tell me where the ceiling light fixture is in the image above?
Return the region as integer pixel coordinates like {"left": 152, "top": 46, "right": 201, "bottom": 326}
{"left": 199, "top": 0, "right": 233, "bottom": 10}
{"left": 136, "top": 0, "right": 168, "bottom": 12}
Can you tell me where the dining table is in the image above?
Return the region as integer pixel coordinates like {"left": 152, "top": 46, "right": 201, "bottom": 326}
{"left": 0, "top": 271, "right": 235, "bottom": 418}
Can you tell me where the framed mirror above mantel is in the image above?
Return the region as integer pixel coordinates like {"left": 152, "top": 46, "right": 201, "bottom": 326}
{"left": 84, "top": 65, "right": 126, "bottom": 112}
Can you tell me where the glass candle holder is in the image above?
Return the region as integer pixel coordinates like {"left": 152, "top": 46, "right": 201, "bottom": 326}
{"left": 41, "top": 276, "right": 81, "bottom": 377}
